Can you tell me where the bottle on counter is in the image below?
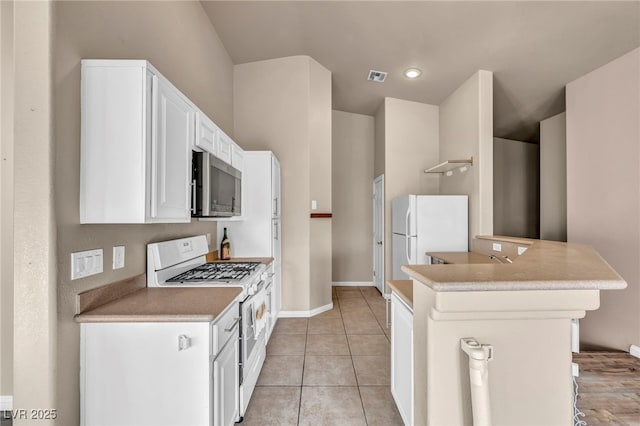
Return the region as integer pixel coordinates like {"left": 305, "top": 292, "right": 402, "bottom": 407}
{"left": 220, "top": 227, "right": 231, "bottom": 260}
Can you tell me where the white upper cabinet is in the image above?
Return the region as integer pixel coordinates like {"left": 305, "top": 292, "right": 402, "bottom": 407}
{"left": 81, "top": 59, "right": 245, "bottom": 223}
{"left": 217, "top": 130, "right": 233, "bottom": 164}
{"left": 81, "top": 60, "right": 193, "bottom": 223}
{"left": 152, "top": 78, "right": 194, "bottom": 221}
{"left": 195, "top": 110, "right": 218, "bottom": 155}
{"left": 231, "top": 142, "right": 244, "bottom": 172}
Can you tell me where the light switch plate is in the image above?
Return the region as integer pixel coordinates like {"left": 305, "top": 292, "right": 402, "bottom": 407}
{"left": 113, "top": 246, "right": 125, "bottom": 269}
{"left": 492, "top": 243, "right": 502, "bottom": 252}
{"left": 71, "top": 249, "right": 103, "bottom": 280}
{"left": 311, "top": 200, "right": 317, "bottom": 210}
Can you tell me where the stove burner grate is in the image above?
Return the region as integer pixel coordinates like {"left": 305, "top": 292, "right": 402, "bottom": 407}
{"left": 167, "top": 262, "right": 261, "bottom": 283}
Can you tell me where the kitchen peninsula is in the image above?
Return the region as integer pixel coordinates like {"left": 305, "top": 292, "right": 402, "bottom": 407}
{"left": 401, "top": 236, "right": 626, "bottom": 425}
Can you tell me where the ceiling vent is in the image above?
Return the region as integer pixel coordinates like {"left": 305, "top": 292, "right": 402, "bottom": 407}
{"left": 367, "top": 70, "right": 388, "bottom": 83}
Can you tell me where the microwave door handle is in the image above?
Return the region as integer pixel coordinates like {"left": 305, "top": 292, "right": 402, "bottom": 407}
{"left": 191, "top": 179, "right": 196, "bottom": 214}
{"left": 202, "top": 154, "right": 210, "bottom": 216}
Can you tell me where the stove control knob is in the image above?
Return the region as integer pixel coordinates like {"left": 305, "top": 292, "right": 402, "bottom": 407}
{"left": 248, "top": 286, "right": 256, "bottom": 296}
{"left": 261, "top": 272, "right": 268, "bottom": 281}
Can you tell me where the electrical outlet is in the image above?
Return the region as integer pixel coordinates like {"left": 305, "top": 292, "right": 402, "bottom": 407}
{"left": 71, "top": 249, "right": 103, "bottom": 280}
{"left": 517, "top": 246, "right": 527, "bottom": 255}
{"left": 206, "top": 233, "right": 212, "bottom": 246}
{"left": 571, "top": 362, "right": 579, "bottom": 377}
{"left": 492, "top": 243, "right": 502, "bottom": 252}
{"left": 113, "top": 246, "right": 125, "bottom": 269}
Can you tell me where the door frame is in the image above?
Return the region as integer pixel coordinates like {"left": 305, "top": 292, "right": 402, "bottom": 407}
{"left": 373, "top": 174, "right": 385, "bottom": 294}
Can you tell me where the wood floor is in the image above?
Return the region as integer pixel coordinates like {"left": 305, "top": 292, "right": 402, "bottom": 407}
{"left": 573, "top": 351, "right": 640, "bottom": 425}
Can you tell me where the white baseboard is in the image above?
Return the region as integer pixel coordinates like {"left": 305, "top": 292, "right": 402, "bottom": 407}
{"left": 332, "top": 281, "right": 373, "bottom": 287}
{"left": 630, "top": 344, "right": 640, "bottom": 359}
{"left": 0, "top": 395, "right": 12, "bottom": 411}
{"left": 279, "top": 302, "right": 333, "bottom": 318}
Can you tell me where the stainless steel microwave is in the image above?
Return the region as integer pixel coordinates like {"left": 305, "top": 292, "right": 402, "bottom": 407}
{"left": 192, "top": 151, "right": 241, "bottom": 217}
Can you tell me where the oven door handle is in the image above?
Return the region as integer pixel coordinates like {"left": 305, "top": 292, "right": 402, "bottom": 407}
{"left": 224, "top": 317, "right": 241, "bottom": 332}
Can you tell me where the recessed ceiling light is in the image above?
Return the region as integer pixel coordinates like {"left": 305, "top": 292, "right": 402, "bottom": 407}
{"left": 404, "top": 68, "right": 422, "bottom": 79}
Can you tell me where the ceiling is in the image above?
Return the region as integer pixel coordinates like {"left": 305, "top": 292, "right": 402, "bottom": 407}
{"left": 202, "top": 1, "right": 639, "bottom": 142}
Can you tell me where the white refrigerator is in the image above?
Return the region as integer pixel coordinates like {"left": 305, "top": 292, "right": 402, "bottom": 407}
{"left": 217, "top": 151, "right": 281, "bottom": 316}
{"left": 392, "top": 195, "right": 468, "bottom": 279}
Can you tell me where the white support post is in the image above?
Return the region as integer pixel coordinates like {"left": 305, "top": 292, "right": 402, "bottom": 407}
{"left": 461, "top": 337, "right": 494, "bottom": 426}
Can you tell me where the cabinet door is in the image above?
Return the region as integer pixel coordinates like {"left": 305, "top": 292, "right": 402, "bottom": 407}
{"left": 217, "top": 131, "right": 233, "bottom": 164}
{"left": 195, "top": 111, "right": 218, "bottom": 154}
{"left": 151, "top": 78, "right": 193, "bottom": 222}
{"left": 214, "top": 337, "right": 239, "bottom": 426}
{"left": 231, "top": 143, "right": 244, "bottom": 172}
{"left": 391, "top": 293, "right": 413, "bottom": 426}
{"left": 81, "top": 322, "right": 210, "bottom": 426}
{"left": 271, "top": 157, "right": 281, "bottom": 219}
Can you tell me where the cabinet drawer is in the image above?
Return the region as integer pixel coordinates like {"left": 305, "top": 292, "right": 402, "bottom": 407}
{"left": 212, "top": 301, "right": 240, "bottom": 356}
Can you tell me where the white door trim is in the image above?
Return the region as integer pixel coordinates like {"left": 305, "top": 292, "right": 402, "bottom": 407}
{"left": 373, "top": 174, "right": 385, "bottom": 294}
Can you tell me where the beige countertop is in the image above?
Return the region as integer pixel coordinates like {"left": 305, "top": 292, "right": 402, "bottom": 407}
{"left": 428, "top": 251, "right": 494, "bottom": 264}
{"left": 404, "top": 239, "right": 627, "bottom": 292}
{"left": 75, "top": 287, "right": 242, "bottom": 323}
{"left": 387, "top": 280, "right": 413, "bottom": 309}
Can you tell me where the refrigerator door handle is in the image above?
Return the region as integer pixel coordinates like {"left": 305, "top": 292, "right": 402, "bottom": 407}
{"left": 405, "top": 208, "right": 411, "bottom": 237}
{"left": 406, "top": 235, "right": 412, "bottom": 264}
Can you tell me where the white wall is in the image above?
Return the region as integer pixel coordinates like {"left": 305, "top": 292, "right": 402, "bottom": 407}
{"left": 439, "top": 70, "right": 494, "bottom": 243}
{"left": 9, "top": 1, "right": 57, "bottom": 421}
{"left": 493, "top": 137, "right": 539, "bottom": 238}
{"left": 382, "top": 98, "right": 440, "bottom": 283}
{"left": 234, "top": 56, "right": 332, "bottom": 311}
{"left": 54, "top": 2, "right": 235, "bottom": 424}
{"left": 309, "top": 59, "right": 333, "bottom": 309}
{"left": 566, "top": 47, "right": 639, "bottom": 350}
{"left": 332, "top": 111, "right": 375, "bottom": 283}
{"left": 540, "top": 112, "right": 567, "bottom": 241}
{"left": 0, "top": 0, "right": 14, "bottom": 400}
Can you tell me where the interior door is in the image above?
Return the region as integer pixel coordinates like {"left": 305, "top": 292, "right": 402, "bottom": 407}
{"left": 373, "top": 175, "right": 385, "bottom": 293}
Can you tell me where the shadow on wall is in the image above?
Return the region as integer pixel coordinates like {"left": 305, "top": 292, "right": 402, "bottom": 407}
{"left": 493, "top": 137, "right": 540, "bottom": 239}
{"left": 493, "top": 77, "right": 565, "bottom": 143}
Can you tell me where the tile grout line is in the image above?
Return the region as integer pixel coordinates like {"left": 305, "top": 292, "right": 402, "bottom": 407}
{"left": 296, "top": 319, "right": 309, "bottom": 425}
{"left": 354, "top": 287, "right": 371, "bottom": 426}
{"left": 336, "top": 289, "right": 369, "bottom": 425}
{"left": 361, "top": 287, "right": 390, "bottom": 338}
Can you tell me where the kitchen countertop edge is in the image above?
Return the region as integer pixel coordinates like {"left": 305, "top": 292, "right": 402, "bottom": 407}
{"left": 404, "top": 239, "right": 627, "bottom": 292}
{"left": 74, "top": 287, "right": 243, "bottom": 323}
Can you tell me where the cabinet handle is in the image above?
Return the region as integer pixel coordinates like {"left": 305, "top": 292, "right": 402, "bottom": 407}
{"left": 224, "top": 317, "right": 241, "bottom": 332}
{"left": 178, "top": 334, "right": 191, "bottom": 351}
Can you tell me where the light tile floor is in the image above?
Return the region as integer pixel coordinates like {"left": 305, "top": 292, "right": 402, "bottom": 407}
{"left": 240, "top": 286, "right": 403, "bottom": 426}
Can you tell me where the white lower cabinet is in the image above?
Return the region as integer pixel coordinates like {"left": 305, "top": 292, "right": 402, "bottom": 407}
{"left": 391, "top": 292, "right": 413, "bottom": 426}
{"left": 213, "top": 336, "right": 239, "bottom": 426}
{"left": 80, "top": 303, "right": 239, "bottom": 426}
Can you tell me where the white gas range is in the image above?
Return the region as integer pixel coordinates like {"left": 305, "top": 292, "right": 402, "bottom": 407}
{"left": 147, "top": 235, "right": 271, "bottom": 421}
